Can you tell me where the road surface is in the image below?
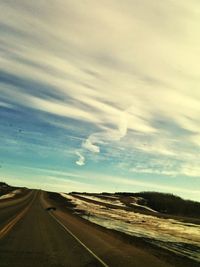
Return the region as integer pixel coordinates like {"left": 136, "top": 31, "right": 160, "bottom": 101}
{"left": 0, "top": 190, "right": 182, "bottom": 267}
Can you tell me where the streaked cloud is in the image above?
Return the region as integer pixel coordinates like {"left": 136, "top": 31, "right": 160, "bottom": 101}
{"left": 0, "top": 1, "right": 200, "bottom": 198}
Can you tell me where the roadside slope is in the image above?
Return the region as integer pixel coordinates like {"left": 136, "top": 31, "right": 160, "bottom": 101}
{"left": 43, "top": 191, "right": 181, "bottom": 267}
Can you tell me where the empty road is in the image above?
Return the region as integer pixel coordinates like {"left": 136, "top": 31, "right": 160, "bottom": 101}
{"left": 0, "top": 190, "right": 105, "bottom": 267}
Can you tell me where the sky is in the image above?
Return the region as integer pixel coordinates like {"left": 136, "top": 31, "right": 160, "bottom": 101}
{"left": 0, "top": 1, "right": 200, "bottom": 201}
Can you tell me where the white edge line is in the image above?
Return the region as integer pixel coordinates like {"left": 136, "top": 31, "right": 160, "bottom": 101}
{"left": 49, "top": 212, "right": 109, "bottom": 267}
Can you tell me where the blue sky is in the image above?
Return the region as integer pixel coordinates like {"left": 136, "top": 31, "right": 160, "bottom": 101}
{"left": 0, "top": 1, "right": 200, "bottom": 201}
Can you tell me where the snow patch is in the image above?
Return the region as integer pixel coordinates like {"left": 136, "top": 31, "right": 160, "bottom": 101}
{"left": 0, "top": 189, "right": 22, "bottom": 200}
{"left": 76, "top": 194, "right": 125, "bottom": 207}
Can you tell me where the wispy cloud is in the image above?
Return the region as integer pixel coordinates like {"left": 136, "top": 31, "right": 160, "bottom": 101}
{"left": 82, "top": 139, "right": 100, "bottom": 153}
{"left": 75, "top": 152, "right": 85, "bottom": 166}
{"left": 0, "top": 1, "right": 200, "bottom": 197}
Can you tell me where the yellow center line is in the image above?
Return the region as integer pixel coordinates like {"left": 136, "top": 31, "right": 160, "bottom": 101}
{"left": 0, "top": 191, "right": 36, "bottom": 239}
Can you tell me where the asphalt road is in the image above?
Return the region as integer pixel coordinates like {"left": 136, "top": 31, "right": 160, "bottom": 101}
{"left": 0, "top": 191, "right": 104, "bottom": 267}
{"left": 0, "top": 190, "right": 34, "bottom": 232}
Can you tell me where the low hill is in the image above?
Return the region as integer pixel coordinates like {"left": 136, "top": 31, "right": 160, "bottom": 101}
{"left": 115, "top": 191, "right": 200, "bottom": 218}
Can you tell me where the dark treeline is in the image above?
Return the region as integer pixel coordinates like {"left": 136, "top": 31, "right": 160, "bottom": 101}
{"left": 115, "top": 191, "right": 200, "bottom": 218}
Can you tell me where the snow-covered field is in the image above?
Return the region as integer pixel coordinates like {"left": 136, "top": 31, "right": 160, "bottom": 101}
{"left": 60, "top": 193, "right": 200, "bottom": 263}
{"left": 0, "top": 189, "right": 22, "bottom": 200}
{"left": 73, "top": 194, "right": 157, "bottom": 212}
